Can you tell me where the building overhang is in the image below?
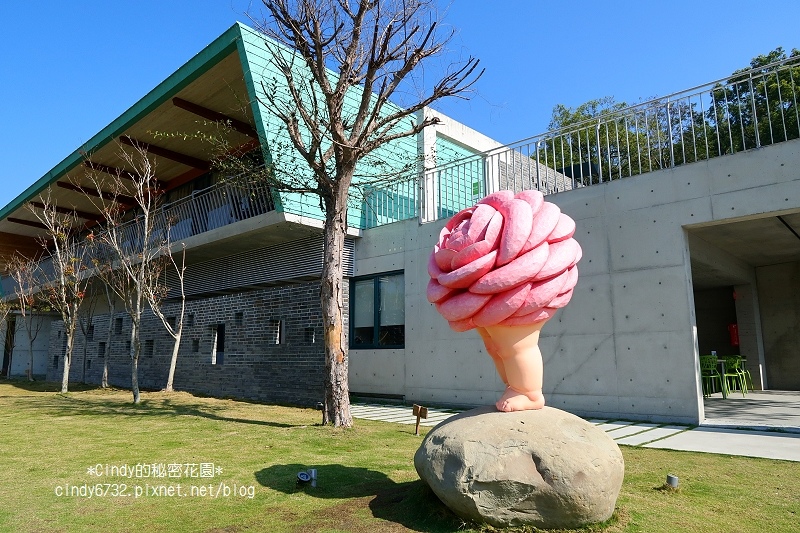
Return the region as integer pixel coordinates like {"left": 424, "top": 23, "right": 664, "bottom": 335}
{"left": 0, "top": 23, "right": 260, "bottom": 274}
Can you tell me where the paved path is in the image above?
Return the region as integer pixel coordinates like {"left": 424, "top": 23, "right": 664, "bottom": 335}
{"left": 351, "top": 403, "right": 800, "bottom": 462}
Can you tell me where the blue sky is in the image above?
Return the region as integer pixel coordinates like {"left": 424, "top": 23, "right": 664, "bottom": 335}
{"left": 1, "top": 1, "right": 797, "bottom": 209}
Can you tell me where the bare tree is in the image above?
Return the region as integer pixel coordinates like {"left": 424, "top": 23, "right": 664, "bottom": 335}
{"left": 8, "top": 256, "right": 45, "bottom": 381}
{"left": 86, "top": 142, "right": 168, "bottom": 403}
{"left": 243, "top": 0, "right": 482, "bottom": 426}
{"left": 8, "top": 254, "right": 44, "bottom": 380}
{"left": 27, "top": 191, "right": 91, "bottom": 392}
{"left": 144, "top": 237, "right": 187, "bottom": 392}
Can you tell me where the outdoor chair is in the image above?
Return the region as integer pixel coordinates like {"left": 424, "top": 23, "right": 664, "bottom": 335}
{"left": 722, "top": 356, "right": 747, "bottom": 397}
{"left": 699, "top": 355, "right": 724, "bottom": 398}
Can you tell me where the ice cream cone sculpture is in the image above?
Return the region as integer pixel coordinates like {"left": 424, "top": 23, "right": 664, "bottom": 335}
{"left": 427, "top": 190, "right": 582, "bottom": 412}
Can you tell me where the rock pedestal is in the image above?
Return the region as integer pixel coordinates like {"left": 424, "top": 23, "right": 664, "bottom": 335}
{"left": 414, "top": 406, "right": 624, "bottom": 529}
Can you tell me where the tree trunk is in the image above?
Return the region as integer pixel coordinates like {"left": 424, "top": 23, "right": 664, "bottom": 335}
{"left": 320, "top": 187, "right": 353, "bottom": 427}
{"left": 130, "top": 321, "right": 141, "bottom": 403}
{"left": 27, "top": 338, "right": 35, "bottom": 381}
{"left": 102, "top": 354, "right": 109, "bottom": 388}
{"left": 165, "top": 328, "right": 181, "bottom": 392}
{"left": 61, "top": 333, "right": 74, "bottom": 394}
{"left": 102, "top": 298, "right": 115, "bottom": 389}
{"left": 81, "top": 328, "right": 89, "bottom": 384}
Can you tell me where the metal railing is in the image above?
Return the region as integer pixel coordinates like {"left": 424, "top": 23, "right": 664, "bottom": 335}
{"left": 419, "top": 54, "right": 800, "bottom": 222}
{"left": 1, "top": 177, "right": 275, "bottom": 297}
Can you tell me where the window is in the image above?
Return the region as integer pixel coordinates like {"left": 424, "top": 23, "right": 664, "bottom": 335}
{"left": 187, "top": 314, "right": 195, "bottom": 327}
{"left": 114, "top": 317, "right": 123, "bottom": 335}
{"left": 350, "top": 272, "right": 405, "bottom": 348}
{"left": 212, "top": 324, "right": 225, "bottom": 365}
{"left": 268, "top": 319, "right": 285, "bottom": 345}
{"left": 192, "top": 339, "right": 200, "bottom": 353}
{"left": 98, "top": 342, "right": 106, "bottom": 358}
{"left": 86, "top": 325, "right": 94, "bottom": 341}
{"left": 235, "top": 312, "right": 244, "bottom": 327}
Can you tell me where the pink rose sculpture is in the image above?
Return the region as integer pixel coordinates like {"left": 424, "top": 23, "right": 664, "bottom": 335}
{"left": 427, "top": 190, "right": 581, "bottom": 331}
{"left": 426, "top": 190, "right": 582, "bottom": 412}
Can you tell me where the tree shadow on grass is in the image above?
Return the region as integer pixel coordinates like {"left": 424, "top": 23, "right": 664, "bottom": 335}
{"left": 0, "top": 378, "right": 97, "bottom": 395}
{"left": 4, "top": 387, "right": 304, "bottom": 429}
{"left": 255, "top": 463, "right": 464, "bottom": 532}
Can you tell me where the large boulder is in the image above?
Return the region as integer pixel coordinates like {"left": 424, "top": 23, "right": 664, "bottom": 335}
{"left": 414, "top": 406, "right": 624, "bottom": 529}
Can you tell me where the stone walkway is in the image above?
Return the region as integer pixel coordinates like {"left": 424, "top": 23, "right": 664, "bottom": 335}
{"left": 351, "top": 403, "right": 800, "bottom": 462}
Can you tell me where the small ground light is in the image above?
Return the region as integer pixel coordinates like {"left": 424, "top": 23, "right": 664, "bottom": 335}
{"left": 666, "top": 474, "right": 679, "bottom": 488}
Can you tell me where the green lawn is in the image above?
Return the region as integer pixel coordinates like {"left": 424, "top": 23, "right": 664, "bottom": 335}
{"left": 0, "top": 381, "right": 797, "bottom": 533}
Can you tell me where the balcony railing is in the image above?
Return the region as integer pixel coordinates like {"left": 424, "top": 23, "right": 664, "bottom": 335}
{"left": 418, "top": 54, "right": 800, "bottom": 223}
{"left": 1, "top": 177, "right": 275, "bottom": 297}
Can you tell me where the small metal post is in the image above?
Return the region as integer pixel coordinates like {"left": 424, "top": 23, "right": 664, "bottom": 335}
{"left": 413, "top": 404, "right": 428, "bottom": 436}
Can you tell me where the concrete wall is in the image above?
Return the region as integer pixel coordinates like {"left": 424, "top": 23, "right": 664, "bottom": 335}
{"left": 756, "top": 261, "right": 800, "bottom": 390}
{"left": 2, "top": 313, "right": 56, "bottom": 378}
{"left": 350, "top": 140, "right": 800, "bottom": 424}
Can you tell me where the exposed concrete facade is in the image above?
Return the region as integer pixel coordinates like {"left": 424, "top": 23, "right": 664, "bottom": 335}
{"left": 756, "top": 261, "right": 800, "bottom": 389}
{"left": 350, "top": 140, "right": 800, "bottom": 424}
{"left": 1, "top": 312, "right": 58, "bottom": 378}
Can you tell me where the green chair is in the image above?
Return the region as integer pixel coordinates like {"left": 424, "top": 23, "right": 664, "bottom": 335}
{"left": 739, "top": 357, "right": 754, "bottom": 391}
{"left": 699, "top": 355, "right": 724, "bottom": 398}
{"left": 722, "top": 356, "right": 747, "bottom": 397}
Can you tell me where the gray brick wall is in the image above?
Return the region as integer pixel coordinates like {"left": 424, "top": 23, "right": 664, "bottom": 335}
{"left": 47, "top": 281, "right": 350, "bottom": 406}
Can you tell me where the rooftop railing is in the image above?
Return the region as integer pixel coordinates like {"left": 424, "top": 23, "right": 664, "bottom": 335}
{"left": 418, "top": 54, "right": 800, "bottom": 223}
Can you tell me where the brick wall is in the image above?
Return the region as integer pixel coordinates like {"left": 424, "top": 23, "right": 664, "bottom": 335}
{"left": 47, "top": 281, "right": 349, "bottom": 406}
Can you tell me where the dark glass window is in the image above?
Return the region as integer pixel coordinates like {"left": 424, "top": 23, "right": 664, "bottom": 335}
{"left": 350, "top": 272, "right": 405, "bottom": 349}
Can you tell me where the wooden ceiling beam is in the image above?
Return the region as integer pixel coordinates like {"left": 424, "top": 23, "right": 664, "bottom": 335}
{"left": 0, "top": 232, "right": 42, "bottom": 247}
{"left": 56, "top": 181, "right": 135, "bottom": 206}
{"left": 119, "top": 136, "right": 211, "bottom": 171}
{"left": 163, "top": 139, "right": 260, "bottom": 193}
{"left": 172, "top": 97, "right": 259, "bottom": 139}
{"left": 83, "top": 161, "right": 165, "bottom": 189}
{"left": 8, "top": 217, "right": 48, "bottom": 230}
{"left": 29, "top": 202, "right": 104, "bottom": 223}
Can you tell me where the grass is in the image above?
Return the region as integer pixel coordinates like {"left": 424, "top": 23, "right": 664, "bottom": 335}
{"left": 0, "top": 380, "right": 798, "bottom": 532}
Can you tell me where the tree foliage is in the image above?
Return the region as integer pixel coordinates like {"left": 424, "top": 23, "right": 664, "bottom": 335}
{"left": 544, "top": 48, "right": 800, "bottom": 186}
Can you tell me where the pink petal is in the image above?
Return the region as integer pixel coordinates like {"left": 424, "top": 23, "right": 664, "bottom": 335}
{"left": 514, "top": 268, "right": 571, "bottom": 315}
{"left": 451, "top": 239, "right": 495, "bottom": 271}
{"left": 478, "top": 190, "right": 514, "bottom": 210}
{"left": 467, "top": 203, "right": 496, "bottom": 242}
{"left": 549, "top": 289, "right": 574, "bottom": 308}
{"left": 426, "top": 278, "right": 454, "bottom": 303}
{"left": 533, "top": 239, "right": 581, "bottom": 281}
{"left": 497, "top": 198, "right": 534, "bottom": 266}
{"left": 516, "top": 189, "right": 544, "bottom": 216}
{"left": 448, "top": 318, "right": 476, "bottom": 332}
{"left": 499, "top": 307, "right": 557, "bottom": 326}
{"left": 470, "top": 242, "right": 549, "bottom": 294}
{"left": 427, "top": 249, "right": 444, "bottom": 278}
{"left": 435, "top": 291, "right": 492, "bottom": 321}
{"left": 434, "top": 247, "right": 457, "bottom": 271}
{"left": 548, "top": 213, "right": 576, "bottom": 243}
{"left": 472, "top": 283, "right": 531, "bottom": 327}
{"left": 445, "top": 207, "right": 474, "bottom": 231}
{"left": 438, "top": 250, "right": 498, "bottom": 289}
{"left": 519, "top": 201, "right": 560, "bottom": 255}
